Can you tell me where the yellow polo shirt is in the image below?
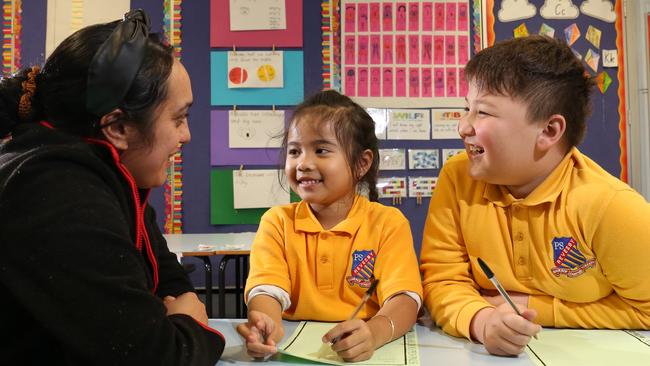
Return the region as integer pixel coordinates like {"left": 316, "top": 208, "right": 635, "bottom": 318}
{"left": 246, "top": 195, "right": 423, "bottom": 321}
{"left": 421, "top": 148, "right": 650, "bottom": 339}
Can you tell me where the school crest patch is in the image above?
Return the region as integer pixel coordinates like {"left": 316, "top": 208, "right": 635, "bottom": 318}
{"left": 550, "top": 237, "right": 596, "bottom": 277}
{"left": 346, "top": 250, "right": 376, "bottom": 288}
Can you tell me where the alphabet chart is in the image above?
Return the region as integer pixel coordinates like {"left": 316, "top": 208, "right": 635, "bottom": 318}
{"left": 341, "top": 0, "right": 471, "bottom": 108}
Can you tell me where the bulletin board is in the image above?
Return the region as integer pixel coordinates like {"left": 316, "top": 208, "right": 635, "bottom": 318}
{"left": 18, "top": 0, "right": 628, "bottom": 257}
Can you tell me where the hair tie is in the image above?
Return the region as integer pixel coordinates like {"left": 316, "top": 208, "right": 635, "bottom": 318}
{"left": 18, "top": 66, "right": 40, "bottom": 121}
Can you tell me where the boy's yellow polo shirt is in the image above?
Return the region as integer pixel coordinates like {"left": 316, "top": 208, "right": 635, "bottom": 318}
{"left": 421, "top": 148, "right": 650, "bottom": 339}
{"left": 246, "top": 195, "right": 423, "bottom": 321}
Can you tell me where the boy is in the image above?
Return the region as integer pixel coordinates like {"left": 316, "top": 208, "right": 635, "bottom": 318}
{"left": 420, "top": 35, "right": 650, "bottom": 356}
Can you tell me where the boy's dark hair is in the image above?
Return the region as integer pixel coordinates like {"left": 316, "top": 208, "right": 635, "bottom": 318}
{"left": 280, "top": 90, "right": 380, "bottom": 201}
{"left": 464, "top": 35, "right": 594, "bottom": 148}
{"left": 0, "top": 17, "right": 173, "bottom": 143}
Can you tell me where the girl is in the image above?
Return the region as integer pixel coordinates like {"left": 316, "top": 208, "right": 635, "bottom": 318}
{"left": 0, "top": 10, "right": 224, "bottom": 365}
{"left": 237, "top": 90, "right": 423, "bottom": 362}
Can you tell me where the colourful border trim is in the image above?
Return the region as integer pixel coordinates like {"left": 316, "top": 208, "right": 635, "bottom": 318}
{"left": 2, "top": 0, "right": 21, "bottom": 75}
{"left": 486, "top": 0, "right": 495, "bottom": 46}
{"left": 472, "top": 0, "right": 483, "bottom": 52}
{"left": 615, "top": 0, "right": 627, "bottom": 182}
{"left": 322, "top": 0, "right": 331, "bottom": 89}
{"left": 163, "top": 0, "right": 184, "bottom": 233}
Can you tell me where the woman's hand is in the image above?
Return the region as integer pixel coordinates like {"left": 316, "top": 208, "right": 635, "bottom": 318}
{"left": 163, "top": 292, "right": 208, "bottom": 325}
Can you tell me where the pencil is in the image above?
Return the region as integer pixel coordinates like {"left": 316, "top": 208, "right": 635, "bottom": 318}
{"left": 330, "top": 279, "right": 380, "bottom": 344}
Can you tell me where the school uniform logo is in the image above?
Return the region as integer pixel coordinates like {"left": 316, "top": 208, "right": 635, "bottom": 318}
{"left": 346, "top": 250, "right": 376, "bottom": 288}
{"left": 550, "top": 237, "right": 596, "bottom": 277}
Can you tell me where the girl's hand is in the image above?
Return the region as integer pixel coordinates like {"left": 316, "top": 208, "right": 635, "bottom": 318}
{"left": 474, "top": 303, "right": 541, "bottom": 356}
{"left": 322, "top": 319, "right": 376, "bottom": 362}
{"left": 236, "top": 310, "right": 283, "bottom": 359}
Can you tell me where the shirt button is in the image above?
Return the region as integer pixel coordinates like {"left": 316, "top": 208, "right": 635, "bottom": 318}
{"left": 516, "top": 232, "right": 524, "bottom": 241}
{"left": 320, "top": 256, "right": 329, "bottom": 264}
{"left": 518, "top": 257, "right": 526, "bottom": 265}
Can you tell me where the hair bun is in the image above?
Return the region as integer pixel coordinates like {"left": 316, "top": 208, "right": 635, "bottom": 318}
{"left": 18, "top": 66, "right": 40, "bottom": 121}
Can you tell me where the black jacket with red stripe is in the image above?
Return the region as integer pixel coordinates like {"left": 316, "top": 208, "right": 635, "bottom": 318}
{"left": 0, "top": 123, "right": 225, "bottom": 365}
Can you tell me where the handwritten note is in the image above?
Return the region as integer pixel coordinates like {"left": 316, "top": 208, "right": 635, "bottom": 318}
{"left": 227, "top": 51, "right": 284, "bottom": 88}
{"left": 228, "top": 110, "right": 284, "bottom": 148}
{"left": 379, "top": 149, "right": 406, "bottom": 170}
{"left": 387, "top": 109, "right": 430, "bottom": 140}
{"left": 229, "top": 0, "right": 286, "bottom": 31}
{"left": 432, "top": 109, "right": 463, "bottom": 139}
{"left": 233, "top": 169, "right": 289, "bottom": 209}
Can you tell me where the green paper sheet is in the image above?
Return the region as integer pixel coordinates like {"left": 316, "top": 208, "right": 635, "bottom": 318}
{"left": 210, "top": 169, "right": 300, "bottom": 225}
{"left": 525, "top": 329, "right": 650, "bottom": 366}
{"left": 279, "top": 321, "right": 419, "bottom": 366}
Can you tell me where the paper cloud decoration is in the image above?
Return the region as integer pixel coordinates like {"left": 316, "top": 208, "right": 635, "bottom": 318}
{"left": 498, "top": 0, "right": 537, "bottom": 22}
{"left": 540, "top": 0, "right": 579, "bottom": 20}
{"left": 581, "top": 0, "right": 616, "bottom": 23}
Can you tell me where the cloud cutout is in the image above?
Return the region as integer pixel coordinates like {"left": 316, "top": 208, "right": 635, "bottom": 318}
{"left": 540, "top": 0, "right": 579, "bottom": 20}
{"left": 581, "top": 0, "right": 617, "bottom": 23}
{"left": 498, "top": 0, "right": 537, "bottom": 22}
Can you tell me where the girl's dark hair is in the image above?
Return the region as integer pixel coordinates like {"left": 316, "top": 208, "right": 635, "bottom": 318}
{"left": 280, "top": 90, "right": 380, "bottom": 201}
{"left": 0, "top": 19, "right": 174, "bottom": 141}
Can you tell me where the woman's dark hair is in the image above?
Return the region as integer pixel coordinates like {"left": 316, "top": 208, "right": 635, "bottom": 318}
{"left": 280, "top": 90, "right": 380, "bottom": 201}
{"left": 0, "top": 17, "right": 174, "bottom": 141}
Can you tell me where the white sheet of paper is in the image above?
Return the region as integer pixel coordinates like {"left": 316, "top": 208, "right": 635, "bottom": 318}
{"left": 387, "top": 109, "right": 430, "bottom": 140}
{"left": 431, "top": 109, "right": 463, "bottom": 139}
{"left": 408, "top": 177, "right": 438, "bottom": 197}
{"left": 227, "top": 51, "right": 284, "bottom": 88}
{"left": 46, "top": 0, "right": 131, "bottom": 57}
{"left": 442, "top": 148, "right": 465, "bottom": 165}
{"left": 377, "top": 177, "right": 407, "bottom": 198}
{"left": 229, "top": 0, "right": 286, "bottom": 31}
{"left": 408, "top": 149, "right": 439, "bottom": 170}
{"left": 228, "top": 110, "right": 284, "bottom": 148}
{"left": 379, "top": 149, "right": 406, "bottom": 170}
{"left": 233, "top": 169, "right": 289, "bottom": 209}
{"left": 367, "top": 108, "right": 388, "bottom": 140}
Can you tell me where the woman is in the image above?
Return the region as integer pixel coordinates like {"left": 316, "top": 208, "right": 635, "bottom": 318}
{"left": 0, "top": 9, "right": 224, "bottom": 365}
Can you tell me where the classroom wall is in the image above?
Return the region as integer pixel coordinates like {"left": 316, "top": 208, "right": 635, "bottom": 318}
{"left": 18, "top": 1, "right": 632, "bottom": 273}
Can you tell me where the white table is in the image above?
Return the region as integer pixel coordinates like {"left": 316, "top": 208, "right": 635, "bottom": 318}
{"left": 164, "top": 233, "right": 256, "bottom": 318}
{"left": 210, "top": 318, "right": 534, "bottom": 365}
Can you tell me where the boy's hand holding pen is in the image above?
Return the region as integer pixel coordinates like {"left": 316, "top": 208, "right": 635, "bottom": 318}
{"left": 475, "top": 258, "right": 542, "bottom": 356}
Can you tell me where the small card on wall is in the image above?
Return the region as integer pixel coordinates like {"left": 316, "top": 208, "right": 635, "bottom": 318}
{"left": 408, "top": 176, "right": 438, "bottom": 197}
{"left": 229, "top": 0, "right": 287, "bottom": 31}
{"left": 227, "top": 51, "right": 284, "bottom": 88}
{"left": 432, "top": 109, "right": 463, "bottom": 139}
{"left": 379, "top": 149, "right": 406, "bottom": 170}
{"left": 442, "top": 148, "right": 465, "bottom": 165}
{"left": 228, "top": 110, "right": 284, "bottom": 148}
{"left": 233, "top": 169, "right": 289, "bottom": 209}
{"left": 377, "top": 177, "right": 407, "bottom": 198}
{"left": 387, "top": 109, "right": 431, "bottom": 140}
{"left": 408, "top": 149, "right": 439, "bottom": 169}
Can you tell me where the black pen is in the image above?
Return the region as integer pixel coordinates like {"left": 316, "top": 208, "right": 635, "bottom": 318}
{"left": 330, "top": 279, "right": 380, "bottom": 344}
{"left": 477, "top": 257, "right": 538, "bottom": 339}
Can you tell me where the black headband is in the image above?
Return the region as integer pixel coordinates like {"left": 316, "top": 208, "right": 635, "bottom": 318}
{"left": 86, "top": 9, "right": 151, "bottom": 117}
